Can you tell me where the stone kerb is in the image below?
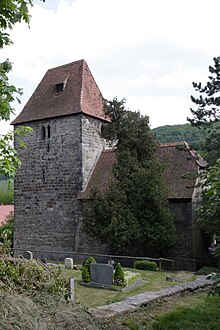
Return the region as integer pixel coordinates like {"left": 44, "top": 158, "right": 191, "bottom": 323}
{"left": 89, "top": 276, "right": 213, "bottom": 318}
{"left": 90, "top": 263, "right": 114, "bottom": 286}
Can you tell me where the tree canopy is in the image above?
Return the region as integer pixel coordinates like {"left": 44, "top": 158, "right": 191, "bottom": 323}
{"left": 199, "top": 160, "right": 220, "bottom": 237}
{"left": 0, "top": 0, "right": 36, "bottom": 178}
{"left": 188, "top": 56, "right": 220, "bottom": 164}
{"left": 189, "top": 57, "right": 220, "bottom": 261}
{"left": 83, "top": 98, "right": 176, "bottom": 254}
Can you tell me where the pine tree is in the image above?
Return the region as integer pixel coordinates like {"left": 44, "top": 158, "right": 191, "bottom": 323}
{"left": 188, "top": 56, "right": 220, "bottom": 164}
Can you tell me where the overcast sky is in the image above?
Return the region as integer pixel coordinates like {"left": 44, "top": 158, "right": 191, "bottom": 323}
{"left": 1, "top": 0, "right": 220, "bottom": 134}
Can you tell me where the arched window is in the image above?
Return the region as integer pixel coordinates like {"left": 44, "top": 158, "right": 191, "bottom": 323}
{"left": 41, "top": 126, "right": 46, "bottom": 140}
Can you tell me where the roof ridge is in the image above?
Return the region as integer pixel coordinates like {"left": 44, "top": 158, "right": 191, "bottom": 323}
{"left": 160, "top": 141, "right": 187, "bottom": 147}
{"left": 47, "top": 59, "right": 85, "bottom": 71}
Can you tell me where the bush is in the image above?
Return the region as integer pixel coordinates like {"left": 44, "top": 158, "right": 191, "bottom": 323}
{"left": 81, "top": 256, "right": 96, "bottom": 283}
{"left": 196, "top": 266, "right": 220, "bottom": 275}
{"left": 0, "top": 212, "right": 14, "bottom": 254}
{"left": 135, "top": 260, "right": 158, "bottom": 271}
{"left": 114, "top": 263, "right": 125, "bottom": 286}
{"left": 0, "top": 257, "right": 68, "bottom": 297}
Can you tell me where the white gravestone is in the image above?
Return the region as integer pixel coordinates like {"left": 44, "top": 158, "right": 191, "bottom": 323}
{"left": 65, "top": 258, "right": 73, "bottom": 269}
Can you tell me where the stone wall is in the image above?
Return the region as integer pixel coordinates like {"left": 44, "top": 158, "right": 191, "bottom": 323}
{"left": 164, "top": 201, "right": 195, "bottom": 270}
{"left": 81, "top": 115, "right": 106, "bottom": 189}
{"left": 165, "top": 199, "right": 210, "bottom": 271}
{"left": 13, "top": 114, "right": 107, "bottom": 259}
{"left": 75, "top": 114, "right": 108, "bottom": 254}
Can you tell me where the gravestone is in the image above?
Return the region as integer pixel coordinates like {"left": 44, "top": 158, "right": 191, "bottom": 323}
{"left": 23, "top": 251, "right": 33, "bottom": 260}
{"left": 65, "top": 258, "right": 73, "bottom": 269}
{"left": 90, "top": 263, "right": 113, "bottom": 286}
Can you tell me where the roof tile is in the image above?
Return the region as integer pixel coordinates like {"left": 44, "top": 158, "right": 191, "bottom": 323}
{"left": 80, "top": 141, "right": 206, "bottom": 200}
{"left": 12, "top": 59, "right": 108, "bottom": 125}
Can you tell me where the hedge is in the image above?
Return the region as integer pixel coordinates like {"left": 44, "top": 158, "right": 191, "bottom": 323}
{"left": 135, "top": 260, "right": 157, "bottom": 271}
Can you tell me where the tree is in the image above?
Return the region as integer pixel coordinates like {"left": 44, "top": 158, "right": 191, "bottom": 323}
{"left": 199, "top": 160, "right": 220, "bottom": 295}
{"left": 188, "top": 57, "right": 220, "bottom": 231}
{"left": 83, "top": 98, "right": 176, "bottom": 254}
{"left": 0, "top": 0, "right": 44, "bottom": 178}
{"left": 189, "top": 58, "right": 220, "bottom": 284}
{"left": 188, "top": 56, "right": 220, "bottom": 164}
{"left": 199, "top": 160, "right": 220, "bottom": 238}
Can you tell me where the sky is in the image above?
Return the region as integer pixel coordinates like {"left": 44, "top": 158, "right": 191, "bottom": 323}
{"left": 1, "top": 0, "right": 220, "bottom": 134}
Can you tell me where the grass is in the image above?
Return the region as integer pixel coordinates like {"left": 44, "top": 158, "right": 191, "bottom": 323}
{"left": 0, "top": 263, "right": 218, "bottom": 330}
{"left": 0, "top": 179, "right": 14, "bottom": 204}
{"left": 112, "top": 290, "right": 220, "bottom": 330}
{"left": 148, "top": 296, "right": 220, "bottom": 330}
{"left": 60, "top": 267, "right": 196, "bottom": 308}
{"left": 1, "top": 285, "right": 218, "bottom": 329}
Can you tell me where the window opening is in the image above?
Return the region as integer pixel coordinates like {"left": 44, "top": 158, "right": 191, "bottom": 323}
{"left": 41, "top": 126, "right": 46, "bottom": 140}
{"left": 54, "top": 75, "right": 69, "bottom": 94}
{"left": 47, "top": 125, "right": 51, "bottom": 139}
{"left": 55, "top": 82, "right": 65, "bottom": 94}
{"left": 42, "top": 168, "right": 45, "bottom": 182}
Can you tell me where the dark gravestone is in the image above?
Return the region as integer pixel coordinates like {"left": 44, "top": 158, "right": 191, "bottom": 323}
{"left": 90, "top": 263, "right": 114, "bottom": 286}
{"left": 23, "top": 251, "right": 33, "bottom": 260}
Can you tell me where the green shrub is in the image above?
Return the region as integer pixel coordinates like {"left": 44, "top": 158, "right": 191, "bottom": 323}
{"left": 196, "top": 266, "right": 220, "bottom": 275}
{"left": 114, "top": 263, "right": 125, "bottom": 286}
{"left": 81, "top": 256, "right": 96, "bottom": 283}
{"left": 135, "top": 260, "right": 158, "bottom": 271}
{"left": 0, "top": 212, "right": 14, "bottom": 254}
{"left": 81, "top": 265, "right": 91, "bottom": 283}
{"left": 0, "top": 257, "right": 68, "bottom": 297}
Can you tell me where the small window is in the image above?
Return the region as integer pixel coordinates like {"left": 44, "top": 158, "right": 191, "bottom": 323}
{"left": 41, "top": 126, "right": 46, "bottom": 140}
{"left": 55, "top": 82, "right": 65, "bottom": 94}
{"left": 47, "top": 125, "right": 51, "bottom": 139}
{"left": 42, "top": 168, "right": 45, "bottom": 182}
{"left": 54, "top": 76, "right": 69, "bottom": 94}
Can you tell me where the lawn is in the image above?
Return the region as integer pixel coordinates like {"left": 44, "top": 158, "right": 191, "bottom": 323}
{"left": 115, "top": 290, "right": 220, "bottom": 330}
{"left": 148, "top": 296, "right": 220, "bottom": 330}
{"left": 60, "top": 267, "right": 196, "bottom": 308}
{"left": 1, "top": 262, "right": 218, "bottom": 330}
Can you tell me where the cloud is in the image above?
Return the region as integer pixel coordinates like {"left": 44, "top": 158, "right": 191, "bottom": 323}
{"left": 1, "top": 0, "right": 220, "bottom": 133}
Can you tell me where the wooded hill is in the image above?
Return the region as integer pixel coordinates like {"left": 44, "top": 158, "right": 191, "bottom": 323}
{"left": 153, "top": 122, "right": 219, "bottom": 158}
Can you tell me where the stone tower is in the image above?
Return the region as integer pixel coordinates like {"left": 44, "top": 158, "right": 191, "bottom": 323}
{"left": 12, "top": 59, "right": 108, "bottom": 258}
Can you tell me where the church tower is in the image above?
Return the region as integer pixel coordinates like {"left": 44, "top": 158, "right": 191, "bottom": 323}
{"left": 12, "top": 60, "right": 108, "bottom": 258}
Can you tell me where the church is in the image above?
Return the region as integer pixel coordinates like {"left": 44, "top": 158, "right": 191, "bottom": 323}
{"left": 12, "top": 59, "right": 209, "bottom": 270}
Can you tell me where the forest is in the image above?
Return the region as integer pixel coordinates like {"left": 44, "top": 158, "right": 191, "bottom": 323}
{"left": 153, "top": 122, "right": 220, "bottom": 159}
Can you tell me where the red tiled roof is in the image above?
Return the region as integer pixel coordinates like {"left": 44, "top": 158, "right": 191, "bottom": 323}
{"left": 79, "top": 149, "right": 116, "bottom": 199}
{"left": 79, "top": 141, "right": 207, "bottom": 200}
{"left": 158, "top": 141, "right": 207, "bottom": 199}
{"left": 0, "top": 205, "right": 14, "bottom": 226}
{"left": 12, "top": 59, "right": 108, "bottom": 125}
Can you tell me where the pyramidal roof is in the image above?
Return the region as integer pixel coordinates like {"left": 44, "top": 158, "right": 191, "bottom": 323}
{"left": 12, "top": 59, "right": 107, "bottom": 125}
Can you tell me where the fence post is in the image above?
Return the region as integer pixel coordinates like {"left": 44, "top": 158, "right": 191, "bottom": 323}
{"left": 133, "top": 258, "right": 136, "bottom": 269}
{"left": 69, "top": 278, "right": 74, "bottom": 302}
{"left": 172, "top": 260, "right": 175, "bottom": 273}
{"left": 159, "top": 258, "right": 162, "bottom": 271}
